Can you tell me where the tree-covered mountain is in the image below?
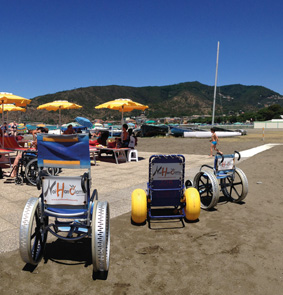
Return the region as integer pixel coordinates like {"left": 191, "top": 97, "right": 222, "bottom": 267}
{"left": 17, "top": 81, "right": 282, "bottom": 124}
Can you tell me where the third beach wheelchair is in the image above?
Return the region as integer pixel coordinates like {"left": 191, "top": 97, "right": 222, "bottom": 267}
{"left": 19, "top": 133, "right": 110, "bottom": 278}
{"left": 193, "top": 151, "right": 248, "bottom": 210}
{"left": 131, "top": 154, "right": 201, "bottom": 227}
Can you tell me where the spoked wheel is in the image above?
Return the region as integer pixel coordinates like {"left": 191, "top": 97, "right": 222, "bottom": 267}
{"left": 194, "top": 171, "right": 220, "bottom": 210}
{"left": 25, "top": 158, "right": 39, "bottom": 186}
{"left": 220, "top": 167, "right": 248, "bottom": 203}
{"left": 92, "top": 201, "right": 110, "bottom": 275}
{"left": 19, "top": 197, "right": 48, "bottom": 265}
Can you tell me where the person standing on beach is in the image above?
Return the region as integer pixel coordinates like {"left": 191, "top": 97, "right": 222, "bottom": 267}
{"left": 209, "top": 128, "right": 222, "bottom": 156}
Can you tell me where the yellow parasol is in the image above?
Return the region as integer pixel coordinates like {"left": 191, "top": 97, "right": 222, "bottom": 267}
{"left": 37, "top": 100, "right": 82, "bottom": 134}
{"left": 95, "top": 98, "right": 148, "bottom": 124}
{"left": 0, "top": 92, "right": 31, "bottom": 147}
{"left": 0, "top": 104, "right": 26, "bottom": 123}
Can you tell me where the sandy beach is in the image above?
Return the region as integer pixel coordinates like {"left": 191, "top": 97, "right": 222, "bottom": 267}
{"left": 0, "top": 128, "right": 283, "bottom": 295}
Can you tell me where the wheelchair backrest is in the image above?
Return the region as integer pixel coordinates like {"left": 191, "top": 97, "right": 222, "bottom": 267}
{"left": 148, "top": 155, "right": 185, "bottom": 206}
{"left": 37, "top": 134, "right": 90, "bottom": 169}
{"left": 215, "top": 154, "right": 235, "bottom": 172}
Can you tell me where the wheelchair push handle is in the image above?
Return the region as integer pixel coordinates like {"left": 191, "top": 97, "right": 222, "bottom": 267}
{"left": 234, "top": 151, "right": 241, "bottom": 161}
{"left": 217, "top": 152, "right": 224, "bottom": 164}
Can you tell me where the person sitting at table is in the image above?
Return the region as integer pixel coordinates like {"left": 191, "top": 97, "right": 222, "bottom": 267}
{"left": 1, "top": 122, "right": 8, "bottom": 136}
{"left": 63, "top": 124, "right": 75, "bottom": 134}
{"left": 121, "top": 123, "right": 129, "bottom": 147}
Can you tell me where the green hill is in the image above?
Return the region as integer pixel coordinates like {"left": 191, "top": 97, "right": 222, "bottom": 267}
{"left": 18, "top": 82, "right": 282, "bottom": 123}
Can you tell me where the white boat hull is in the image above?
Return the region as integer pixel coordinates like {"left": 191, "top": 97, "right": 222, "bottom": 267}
{"left": 183, "top": 131, "right": 241, "bottom": 138}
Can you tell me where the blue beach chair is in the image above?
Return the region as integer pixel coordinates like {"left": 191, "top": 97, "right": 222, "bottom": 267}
{"left": 131, "top": 154, "right": 200, "bottom": 227}
{"left": 19, "top": 134, "right": 110, "bottom": 278}
{"left": 193, "top": 151, "right": 248, "bottom": 210}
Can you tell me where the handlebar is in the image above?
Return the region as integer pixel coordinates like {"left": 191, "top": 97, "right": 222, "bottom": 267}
{"left": 234, "top": 151, "right": 241, "bottom": 161}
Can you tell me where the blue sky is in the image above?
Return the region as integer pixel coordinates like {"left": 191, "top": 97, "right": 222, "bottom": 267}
{"left": 1, "top": 0, "right": 283, "bottom": 99}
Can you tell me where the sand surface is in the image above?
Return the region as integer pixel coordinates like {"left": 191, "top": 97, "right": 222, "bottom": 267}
{"left": 0, "top": 128, "right": 283, "bottom": 294}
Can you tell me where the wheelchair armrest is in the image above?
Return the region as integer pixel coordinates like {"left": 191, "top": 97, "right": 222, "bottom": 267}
{"left": 200, "top": 164, "right": 213, "bottom": 171}
{"left": 217, "top": 152, "right": 224, "bottom": 163}
{"left": 90, "top": 189, "right": 98, "bottom": 202}
{"left": 200, "top": 164, "right": 216, "bottom": 175}
{"left": 81, "top": 172, "right": 89, "bottom": 193}
{"left": 234, "top": 151, "right": 241, "bottom": 161}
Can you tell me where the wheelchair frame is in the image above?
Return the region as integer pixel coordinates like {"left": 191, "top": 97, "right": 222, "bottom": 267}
{"left": 14, "top": 150, "right": 38, "bottom": 185}
{"left": 131, "top": 154, "right": 200, "bottom": 227}
{"left": 19, "top": 134, "right": 110, "bottom": 279}
{"left": 193, "top": 151, "right": 248, "bottom": 210}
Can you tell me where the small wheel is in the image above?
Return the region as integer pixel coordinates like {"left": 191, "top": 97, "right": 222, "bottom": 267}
{"left": 25, "top": 158, "right": 38, "bottom": 186}
{"left": 220, "top": 167, "right": 248, "bottom": 203}
{"left": 184, "top": 187, "right": 201, "bottom": 221}
{"left": 19, "top": 197, "right": 48, "bottom": 265}
{"left": 15, "top": 175, "right": 23, "bottom": 185}
{"left": 92, "top": 201, "right": 110, "bottom": 274}
{"left": 131, "top": 189, "right": 147, "bottom": 224}
{"left": 194, "top": 170, "right": 220, "bottom": 210}
{"left": 185, "top": 179, "right": 193, "bottom": 188}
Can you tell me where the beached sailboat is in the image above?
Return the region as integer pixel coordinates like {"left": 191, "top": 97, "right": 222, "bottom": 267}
{"left": 183, "top": 42, "right": 242, "bottom": 138}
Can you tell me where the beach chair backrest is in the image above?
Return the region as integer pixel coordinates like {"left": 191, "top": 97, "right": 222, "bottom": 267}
{"left": 37, "top": 134, "right": 90, "bottom": 169}
{"left": 215, "top": 154, "right": 235, "bottom": 172}
{"left": 149, "top": 155, "right": 185, "bottom": 206}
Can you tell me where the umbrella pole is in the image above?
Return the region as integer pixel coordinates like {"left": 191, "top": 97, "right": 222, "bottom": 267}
{"left": 2, "top": 104, "right": 4, "bottom": 147}
{"left": 121, "top": 106, "right": 124, "bottom": 142}
{"left": 59, "top": 107, "right": 61, "bottom": 134}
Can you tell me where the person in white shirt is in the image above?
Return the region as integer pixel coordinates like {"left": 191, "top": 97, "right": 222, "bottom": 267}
{"left": 128, "top": 128, "right": 136, "bottom": 149}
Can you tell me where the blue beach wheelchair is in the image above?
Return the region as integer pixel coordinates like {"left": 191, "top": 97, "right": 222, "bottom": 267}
{"left": 193, "top": 151, "right": 248, "bottom": 210}
{"left": 19, "top": 134, "right": 110, "bottom": 278}
{"left": 131, "top": 155, "right": 200, "bottom": 227}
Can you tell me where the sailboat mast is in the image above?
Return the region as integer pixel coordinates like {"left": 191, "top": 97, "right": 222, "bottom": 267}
{"left": 212, "top": 41, "right": 220, "bottom": 126}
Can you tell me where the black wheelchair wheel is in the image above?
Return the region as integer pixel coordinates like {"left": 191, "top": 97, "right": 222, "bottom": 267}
{"left": 25, "top": 158, "right": 39, "bottom": 186}
{"left": 194, "top": 170, "right": 220, "bottom": 210}
{"left": 220, "top": 167, "right": 248, "bottom": 203}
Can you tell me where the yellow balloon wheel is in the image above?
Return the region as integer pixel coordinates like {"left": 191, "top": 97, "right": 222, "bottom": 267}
{"left": 131, "top": 189, "right": 147, "bottom": 224}
{"left": 184, "top": 188, "right": 201, "bottom": 221}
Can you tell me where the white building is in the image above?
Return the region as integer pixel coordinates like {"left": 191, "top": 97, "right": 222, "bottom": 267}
{"left": 254, "top": 118, "right": 283, "bottom": 128}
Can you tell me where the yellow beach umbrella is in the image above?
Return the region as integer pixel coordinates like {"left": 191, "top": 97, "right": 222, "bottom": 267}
{"left": 95, "top": 98, "right": 148, "bottom": 124}
{"left": 0, "top": 104, "right": 26, "bottom": 113}
{"left": 37, "top": 100, "right": 82, "bottom": 134}
{"left": 0, "top": 92, "right": 31, "bottom": 107}
{"left": 0, "top": 92, "right": 31, "bottom": 146}
{"left": 0, "top": 104, "right": 26, "bottom": 125}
